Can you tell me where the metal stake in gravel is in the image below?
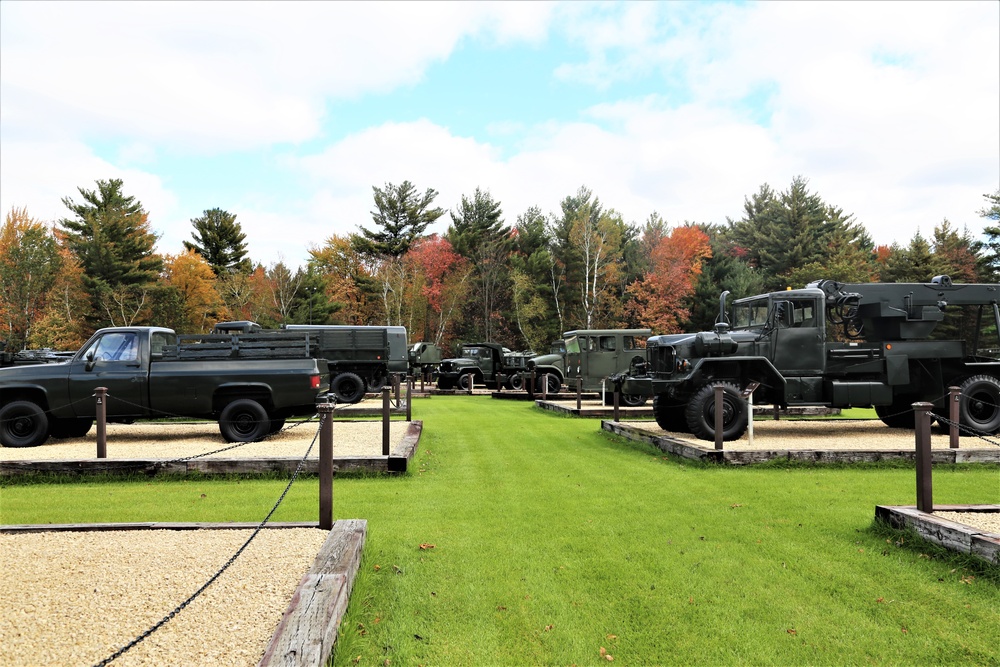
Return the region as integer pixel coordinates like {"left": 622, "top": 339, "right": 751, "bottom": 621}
{"left": 382, "top": 386, "right": 390, "bottom": 456}
{"left": 406, "top": 375, "right": 413, "bottom": 421}
{"left": 914, "top": 401, "right": 934, "bottom": 512}
{"left": 949, "top": 386, "right": 960, "bottom": 449}
{"left": 95, "top": 387, "right": 108, "bottom": 458}
{"left": 714, "top": 385, "right": 724, "bottom": 450}
{"left": 576, "top": 376, "right": 582, "bottom": 411}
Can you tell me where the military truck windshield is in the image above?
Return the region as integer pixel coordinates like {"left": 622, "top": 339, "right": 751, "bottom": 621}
{"left": 733, "top": 298, "right": 771, "bottom": 330}
{"left": 460, "top": 346, "right": 483, "bottom": 358}
{"left": 565, "top": 337, "right": 581, "bottom": 354}
{"left": 550, "top": 341, "right": 566, "bottom": 355}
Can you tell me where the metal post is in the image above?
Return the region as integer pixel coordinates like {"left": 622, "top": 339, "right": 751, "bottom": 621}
{"left": 576, "top": 376, "right": 582, "bottom": 411}
{"left": 467, "top": 371, "right": 474, "bottom": 395}
{"left": 382, "top": 386, "right": 391, "bottom": 456}
{"left": 95, "top": 387, "right": 108, "bottom": 459}
{"left": 747, "top": 390, "right": 754, "bottom": 447}
{"left": 773, "top": 403, "right": 780, "bottom": 421}
{"left": 914, "top": 401, "right": 933, "bottom": 513}
{"left": 393, "top": 373, "right": 401, "bottom": 403}
{"left": 714, "top": 384, "right": 724, "bottom": 450}
{"left": 542, "top": 373, "right": 549, "bottom": 400}
{"left": 949, "top": 386, "right": 960, "bottom": 449}
{"left": 406, "top": 375, "right": 413, "bottom": 421}
{"left": 420, "top": 372, "right": 425, "bottom": 392}
{"left": 318, "top": 402, "right": 334, "bottom": 531}
{"left": 613, "top": 387, "right": 620, "bottom": 422}
{"left": 529, "top": 371, "right": 536, "bottom": 399}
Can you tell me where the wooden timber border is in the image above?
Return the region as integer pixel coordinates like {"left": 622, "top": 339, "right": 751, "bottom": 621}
{"left": 0, "top": 421, "right": 422, "bottom": 478}
{"left": 602, "top": 420, "right": 1000, "bottom": 466}
{"left": 0, "top": 519, "right": 367, "bottom": 667}
{"left": 875, "top": 505, "right": 1000, "bottom": 565}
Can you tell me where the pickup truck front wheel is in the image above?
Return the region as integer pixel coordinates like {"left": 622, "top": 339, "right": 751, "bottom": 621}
{"left": 50, "top": 417, "right": 94, "bottom": 439}
{"left": 219, "top": 399, "right": 271, "bottom": 442}
{"left": 0, "top": 400, "right": 50, "bottom": 448}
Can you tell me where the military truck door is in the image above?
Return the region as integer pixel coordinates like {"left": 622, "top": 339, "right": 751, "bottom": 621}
{"left": 591, "top": 335, "right": 618, "bottom": 382}
{"left": 565, "top": 335, "right": 583, "bottom": 379}
{"left": 770, "top": 297, "right": 826, "bottom": 400}
{"left": 67, "top": 330, "right": 149, "bottom": 418}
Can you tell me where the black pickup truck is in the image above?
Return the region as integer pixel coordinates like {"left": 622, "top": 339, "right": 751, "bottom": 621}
{"left": 0, "top": 326, "right": 330, "bottom": 447}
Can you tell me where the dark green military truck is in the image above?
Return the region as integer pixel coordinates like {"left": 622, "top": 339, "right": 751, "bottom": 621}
{"left": 436, "top": 343, "right": 527, "bottom": 391}
{"left": 621, "top": 276, "right": 1000, "bottom": 441}
{"left": 0, "top": 326, "right": 330, "bottom": 447}
{"left": 526, "top": 329, "right": 650, "bottom": 405}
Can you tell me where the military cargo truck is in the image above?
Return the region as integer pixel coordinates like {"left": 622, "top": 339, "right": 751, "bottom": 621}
{"left": 409, "top": 341, "right": 443, "bottom": 379}
{"left": 620, "top": 276, "right": 1000, "bottom": 441}
{"left": 436, "top": 342, "right": 526, "bottom": 391}
{"left": 526, "top": 329, "right": 651, "bottom": 405}
{"left": 213, "top": 321, "right": 407, "bottom": 404}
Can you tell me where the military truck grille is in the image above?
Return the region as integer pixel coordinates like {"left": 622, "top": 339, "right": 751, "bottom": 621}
{"left": 649, "top": 344, "right": 675, "bottom": 376}
{"left": 440, "top": 361, "right": 456, "bottom": 373}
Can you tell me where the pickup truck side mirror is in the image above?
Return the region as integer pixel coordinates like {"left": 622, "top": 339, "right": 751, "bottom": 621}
{"left": 85, "top": 350, "right": 96, "bottom": 372}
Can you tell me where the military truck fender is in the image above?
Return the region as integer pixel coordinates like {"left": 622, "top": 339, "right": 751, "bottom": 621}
{"left": 219, "top": 398, "right": 271, "bottom": 442}
{"left": 0, "top": 400, "right": 51, "bottom": 447}
{"left": 688, "top": 357, "right": 787, "bottom": 406}
{"left": 685, "top": 381, "right": 748, "bottom": 441}
{"left": 958, "top": 374, "right": 1000, "bottom": 435}
{"left": 332, "top": 372, "right": 366, "bottom": 404}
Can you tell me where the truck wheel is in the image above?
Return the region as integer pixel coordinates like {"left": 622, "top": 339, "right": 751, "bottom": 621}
{"left": 0, "top": 400, "right": 50, "bottom": 447}
{"left": 507, "top": 374, "right": 524, "bottom": 391}
{"left": 219, "top": 399, "right": 270, "bottom": 442}
{"left": 458, "top": 374, "right": 473, "bottom": 391}
{"left": 437, "top": 378, "right": 454, "bottom": 390}
{"left": 268, "top": 418, "right": 286, "bottom": 434}
{"left": 535, "top": 374, "right": 561, "bottom": 394}
{"left": 875, "top": 396, "right": 918, "bottom": 429}
{"left": 653, "top": 395, "right": 689, "bottom": 432}
{"left": 49, "top": 417, "right": 94, "bottom": 439}
{"left": 332, "top": 372, "right": 366, "bottom": 404}
{"left": 685, "top": 382, "right": 747, "bottom": 441}
{"left": 959, "top": 375, "right": 1000, "bottom": 435}
{"left": 619, "top": 393, "right": 648, "bottom": 407}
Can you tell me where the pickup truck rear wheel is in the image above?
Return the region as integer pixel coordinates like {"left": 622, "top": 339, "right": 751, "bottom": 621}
{"left": 50, "top": 417, "right": 94, "bottom": 439}
{"left": 959, "top": 375, "right": 1000, "bottom": 435}
{"left": 219, "top": 399, "right": 270, "bottom": 442}
{"left": 332, "top": 372, "right": 366, "bottom": 404}
{"left": 0, "top": 400, "right": 50, "bottom": 448}
{"left": 685, "top": 382, "right": 747, "bottom": 442}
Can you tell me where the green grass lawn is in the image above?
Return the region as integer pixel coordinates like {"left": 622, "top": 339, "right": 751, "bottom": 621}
{"left": 2, "top": 397, "right": 998, "bottom": 666}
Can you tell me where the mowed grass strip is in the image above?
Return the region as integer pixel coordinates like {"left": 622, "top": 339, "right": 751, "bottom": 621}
{"left": 2, "top": 397, "right": 998, "bottom": 665}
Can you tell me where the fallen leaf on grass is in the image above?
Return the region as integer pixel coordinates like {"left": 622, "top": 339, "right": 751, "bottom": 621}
{"left": 497, "top": 605, "right": 508, "bottom": 611}
{"left": 544, "top": 624, "right": 554, "bottom": 632}
{"left": 606, "top": 634, "right": 617, "bottom": 641}
{"left": 901, "top": 627, "right": 908, "bottom": 634}
{"left": 373, "top": 564, "right": 381, "bottom": 571}
{"left": 392, "top": 565, "right": 403, "bottom": 574}
{"left": 961, "top": 576, "right": 975, "bottom": 585}
{"left": 730, "top": 503, "right": 743, "bottom": 508}
{"left": 419, "top": 543, "right": 436, "bottom": 550}
{"left": 787, "top": 629, "right": 797, "bottom": 635}
{"left": 599, "top": 646, "right": 614, "bottom": 661}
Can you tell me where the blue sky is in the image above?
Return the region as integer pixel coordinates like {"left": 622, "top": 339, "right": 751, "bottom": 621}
{"left": 2, "top": 1, "right": 998, "bottom": 269}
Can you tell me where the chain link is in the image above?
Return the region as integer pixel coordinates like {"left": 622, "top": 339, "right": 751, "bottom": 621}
{"left": 92, "top": 414, "right": 327, "bottom": 667}
{"left": 930, "top": 413, "right": 1000, "bottom": 447}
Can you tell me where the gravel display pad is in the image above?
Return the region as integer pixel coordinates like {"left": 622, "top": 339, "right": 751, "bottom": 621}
{"left": 0, "top": 527, "right": 330, "bottom": 666}
{"left": 934, "top": 511, "right": 1000, "bottom": 534}
{"left": 0, "top": 420, "right": 414, "bottom": 462}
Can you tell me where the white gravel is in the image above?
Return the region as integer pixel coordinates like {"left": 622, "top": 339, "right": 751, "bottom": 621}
{"left": 933, "top": 511, "right": 1000, "bottom": 535}
{"left": 621, "top": 418, "right": 994, "bottom": 450}
{"left": 0, "top": 528, "right": 329, "bottom": 666}
{"left": 1, "top": 419, "right": 413, "bottom": 461}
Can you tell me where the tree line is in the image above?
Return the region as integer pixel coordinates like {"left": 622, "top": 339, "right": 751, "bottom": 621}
{"left": 2, "top": 177, "right": 998, "bottom": 355}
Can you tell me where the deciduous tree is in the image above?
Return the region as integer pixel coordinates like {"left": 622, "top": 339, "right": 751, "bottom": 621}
{"left": 0, "top": 207, "right": 59, "bottom": 349}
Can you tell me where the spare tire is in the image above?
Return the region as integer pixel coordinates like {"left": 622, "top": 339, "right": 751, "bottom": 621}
{"left": 332, "top": 372, "right": 366, "bottom": 404}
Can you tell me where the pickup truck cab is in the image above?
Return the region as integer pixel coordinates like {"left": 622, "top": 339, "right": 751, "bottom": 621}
{"left": 0, "top": 326, "right": 330, "bottom": 447}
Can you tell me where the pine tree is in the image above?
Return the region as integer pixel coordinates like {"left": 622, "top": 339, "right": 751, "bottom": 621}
{"left": 183, "top": 208, "right": 251, "bottom": 275}
{"left": 59, "top": 179, "right": 162, "bottom": 327}
{"left": 353, "top": 181, "right": 444, "bottom": 258}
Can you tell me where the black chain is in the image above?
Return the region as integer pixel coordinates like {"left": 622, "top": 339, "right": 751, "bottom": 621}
{"left": 92, "top": 413, "right": 326, "bottom": 667}
{"left": 931, "top": 413, "right": 1000, "bottom": 447}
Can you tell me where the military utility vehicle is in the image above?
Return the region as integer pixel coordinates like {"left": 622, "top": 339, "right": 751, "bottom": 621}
{"left": 436, "top": 343, "right": 528, "bottom": 391}
{"left": 0, "top": 326, "right": 329, "bottom": 447}
{"left": 620, "top": 276, "right": 1000, "bottom": 441}
{"left": 526, "top": 329, "right": 650, "bottom": 405}
{"left": 409, "top": 341, "right": 443, "bottom": 379}
{"left": 1, "top": 341, "right": 76, "bottom": 367}
{"left": 213, "top": 321, "right": 407, "bottom": 404}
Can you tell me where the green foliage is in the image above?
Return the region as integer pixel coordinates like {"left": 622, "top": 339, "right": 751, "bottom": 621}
{"left": 58, "top": 178, "right": 162, "bottom": 328}
{"left": 353, "top": 181, "right": 445, "bottom": 259}
{"left": 183, "top": 208, "right": 252, "bottom": 276}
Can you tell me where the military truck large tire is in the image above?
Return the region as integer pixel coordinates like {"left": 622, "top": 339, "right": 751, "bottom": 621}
{"left": 437, "top": 378, "right": 454, "bottom": 390}
{"left": 0, "top": 400, "right": 50, "bottom": 447}
{"left": 958, "top": 375, "right": 1000, "bottom": 435}
{"left": 653, "top": 395, "right": 689, "bottom": 432}
{"left": 506, "top": 374, "right": 524, "bottom": 391}
{"left": 219, "top": 399, "right": 271, "bottom": 442}
{"left": 535, "top": 373, "right": 561, "bottom": 394}
{"left": 457, "top": 373, "right": 475, "bottom": 391}
{"left": 332, "top": 372, "right": 366, "bottom": 404}
{"left": 49, "top": 417, "right": 94, "bottom": 439}
{"left": 875, "top": 395, "right": 918, "bottom": 429}
{"left": 685, "top": 382, "right": 747, "bottom": 441}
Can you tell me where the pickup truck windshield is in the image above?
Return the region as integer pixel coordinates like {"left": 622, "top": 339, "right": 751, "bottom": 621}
{"left": 83, "top": 332, "right": 139, "bottom": 362}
